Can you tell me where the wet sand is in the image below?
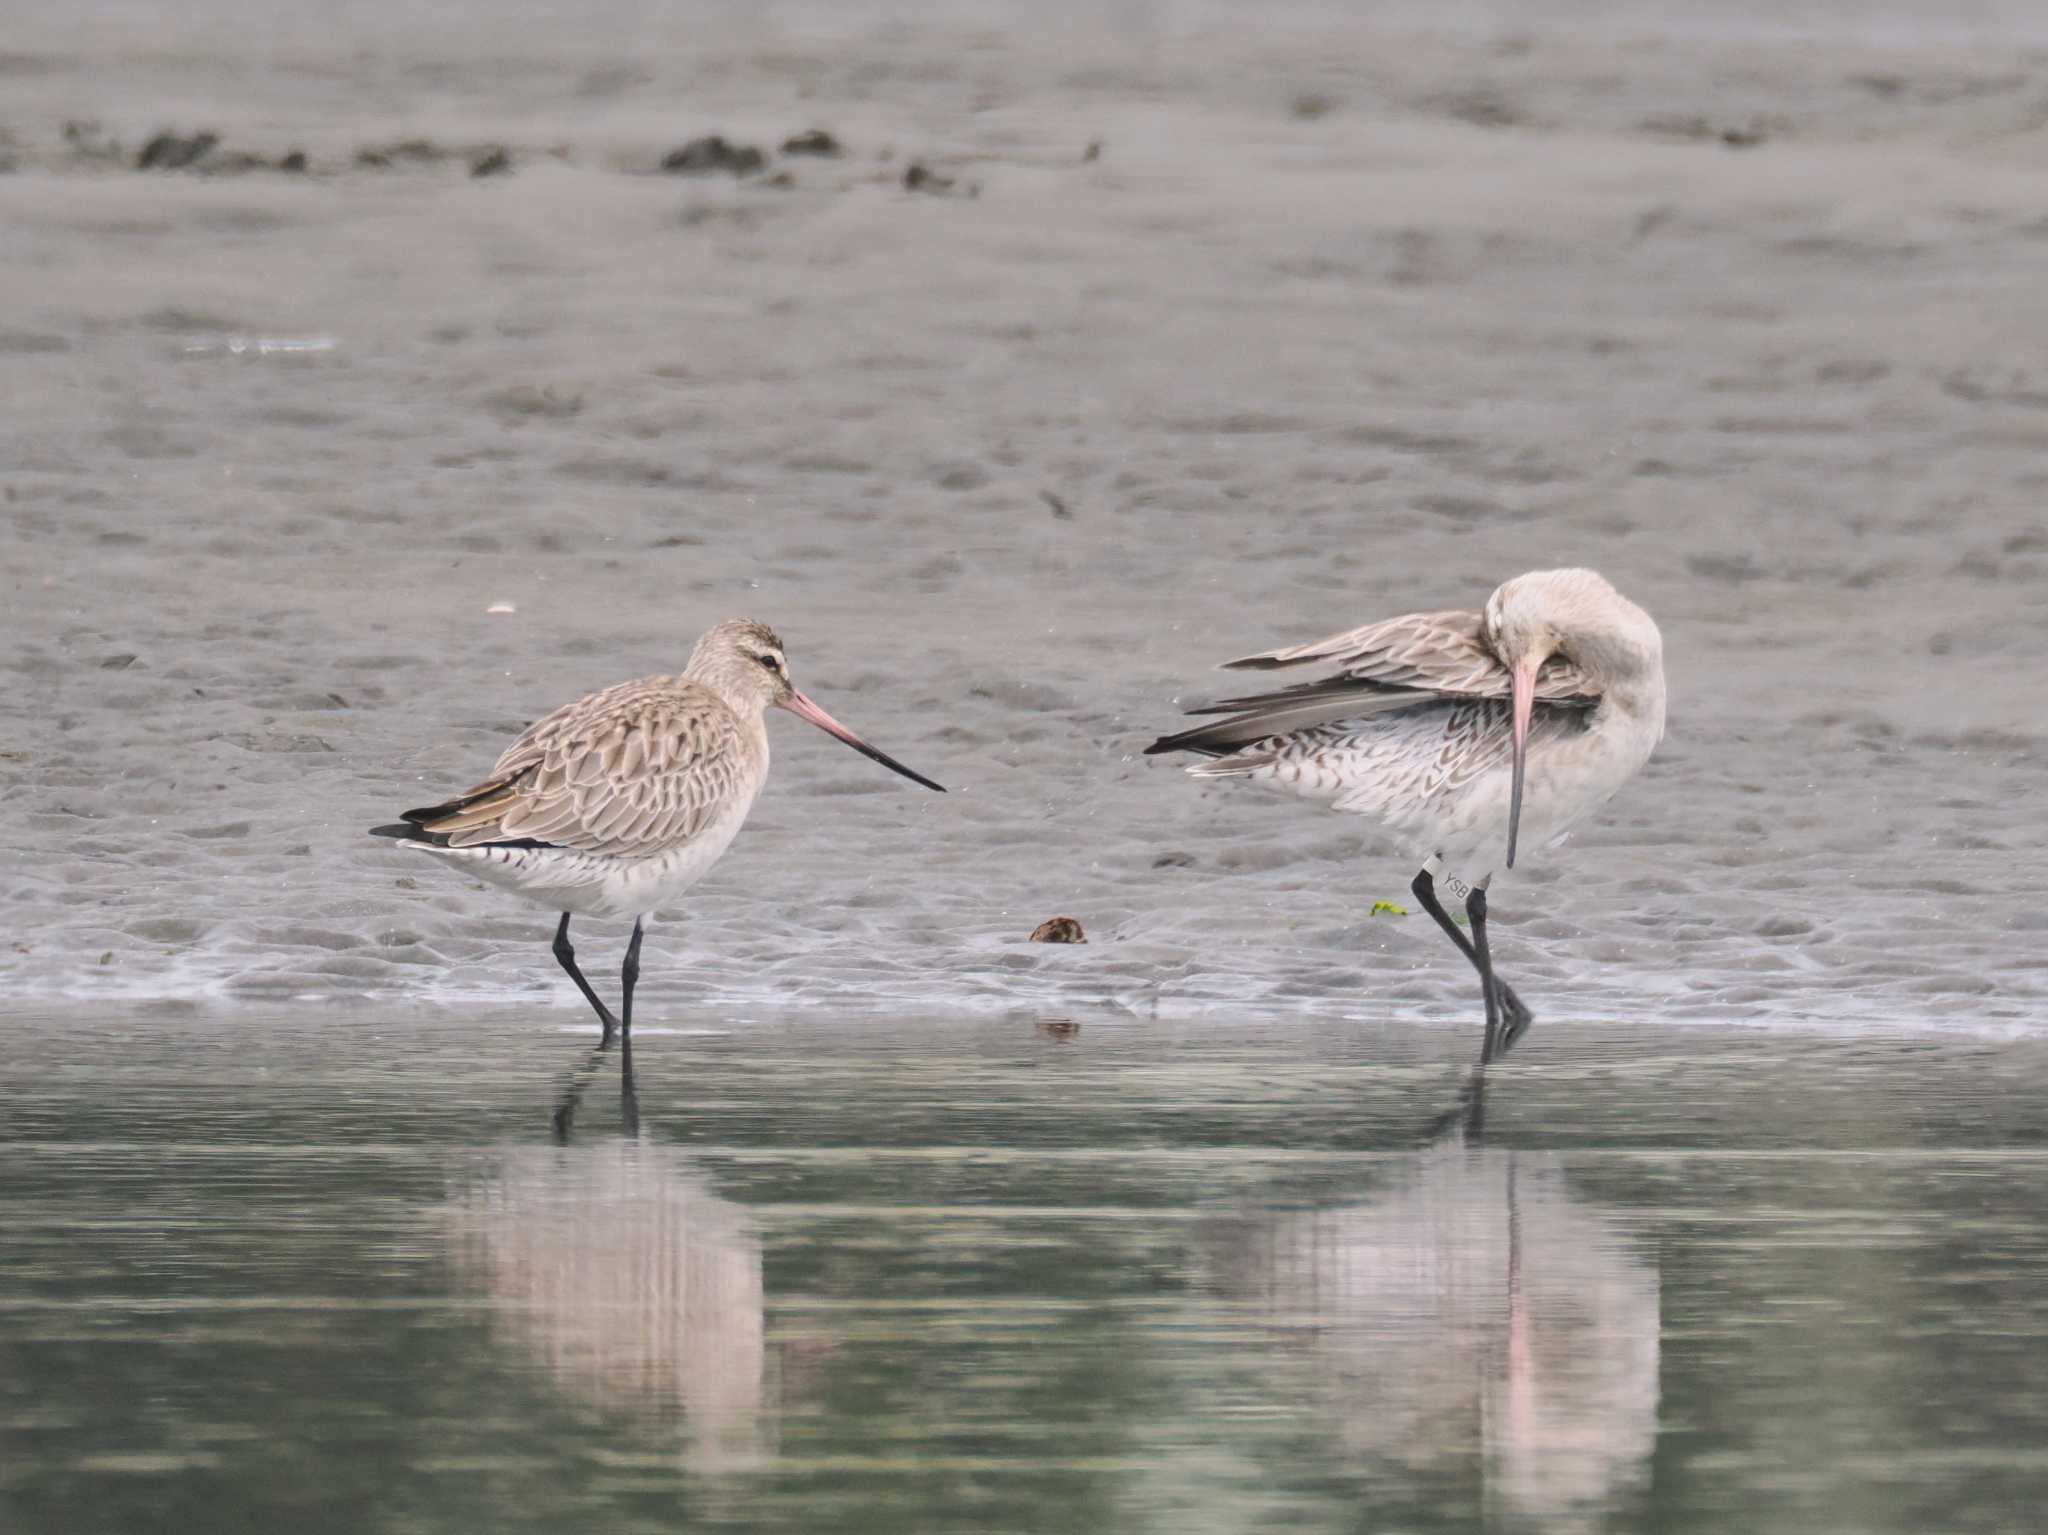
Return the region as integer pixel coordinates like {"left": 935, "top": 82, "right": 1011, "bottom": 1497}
{"left": 3, "top": 3, "right": 2047, "bottom": 1026}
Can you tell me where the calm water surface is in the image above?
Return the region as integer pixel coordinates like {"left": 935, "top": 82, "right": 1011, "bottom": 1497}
{"left": 4, "top": 1008, "right": 2047, "bottom": 1533}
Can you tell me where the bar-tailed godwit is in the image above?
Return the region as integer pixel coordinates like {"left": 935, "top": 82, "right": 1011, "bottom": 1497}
{"left": 372, "top": 619, "right": 943, "bottom": 1040}
{"left": 1148, "top": 568, "right": 1664, "bottom": 1060}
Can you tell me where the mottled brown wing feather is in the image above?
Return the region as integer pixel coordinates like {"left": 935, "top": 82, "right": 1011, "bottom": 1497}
{"left": 412, "top": 676, "right": 748, "bottom": 856}
{"left": 1147, "top": 607, "right": 1597, "bottom": 758}
{"left": 1220, "top": 607, "right": 1598, "bottom": 703}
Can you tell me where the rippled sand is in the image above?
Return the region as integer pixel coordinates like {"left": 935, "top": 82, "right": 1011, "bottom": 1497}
{"left": 4, "top": 2, "right": 2046, "bottom": 1024}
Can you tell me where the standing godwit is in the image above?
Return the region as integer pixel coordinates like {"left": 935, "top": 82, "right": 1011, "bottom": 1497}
{"left": 1147, "top": 568, "right": 1664, "bottom": 1061}
{"left": 371, "top": 619, "right": 943, "bottom": 1040}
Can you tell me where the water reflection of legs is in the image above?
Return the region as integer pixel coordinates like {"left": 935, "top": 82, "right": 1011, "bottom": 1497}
{"left": 619, "top": 1033, "right": 640, "bottom": 1137}
{"left": 550, "top": 1032, "right": 643, "bottom": 1142}
{"left": 552, "top": 1036, "right": 615, "bottom": 1142}
{"left": 620, "top": 917, "right": 644, "bottom": 1039}
{"left": 1423, "top": 1066, "right": 1489, "bottom": 1146}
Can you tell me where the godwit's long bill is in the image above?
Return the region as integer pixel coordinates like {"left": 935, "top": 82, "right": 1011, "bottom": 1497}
{"left": 372, "top": 619, "right": 943, "bottom": 1041}
{"left": 1147, "top": 568, "right": 1664, "bottom": 1061}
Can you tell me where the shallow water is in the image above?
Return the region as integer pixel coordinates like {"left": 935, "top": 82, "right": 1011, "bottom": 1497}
{"left": 5, "top": 1006, "right": 2048, "bottom": 1533}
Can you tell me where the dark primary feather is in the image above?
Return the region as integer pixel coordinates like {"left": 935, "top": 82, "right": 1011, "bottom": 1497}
{"left": 365, "top": 764, "right": 549, "bottom": 849}
{"left": 1147, "top": 686, "right": 1432, "bottom": 758}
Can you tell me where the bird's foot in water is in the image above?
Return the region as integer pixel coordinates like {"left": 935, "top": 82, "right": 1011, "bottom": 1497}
{"left": 1491, "top": 981, "right": 1534, "bottom": 1056}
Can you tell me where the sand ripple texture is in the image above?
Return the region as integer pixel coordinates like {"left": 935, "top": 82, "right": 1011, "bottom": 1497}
{"left": 3, "top": 4, "right": 2046, "bottom": 1028}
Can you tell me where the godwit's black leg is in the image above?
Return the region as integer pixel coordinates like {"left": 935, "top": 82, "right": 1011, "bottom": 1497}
{"left": 619, "top": 916, "right": 645, "bottom": 1039}
{"left": 1411, "top": 866, "right": 1479, "bottom": 966}
{"left": 552, "top": 913, "right": 619, "bottom": 1045}
{"left": 1470, "top": 882, "right": 1504, "bottom": 1063}
{"left": 1410, "top": 867, "right": 1533, "bottom": 1039}
{"left": 1466, "top": 882, "right": 1533, "bottom": 1061}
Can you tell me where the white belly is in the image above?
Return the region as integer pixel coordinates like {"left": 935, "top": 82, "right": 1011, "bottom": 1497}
{"left": 1247, "top": 699, "right": 1658, "bottom": 877}
{"left": 1384, "top": 745, "right": 1626, "bottom": 870}
{"left": 407, "top": 797, "right": 753, "bottom": 920}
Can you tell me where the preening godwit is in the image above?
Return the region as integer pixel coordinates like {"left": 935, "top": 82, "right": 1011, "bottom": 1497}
{"left": 372, "top": 619, "right": 943, "bottom": 1040}
{"left": 1148, "top": 568, "right": 1664, "bottom": 1061}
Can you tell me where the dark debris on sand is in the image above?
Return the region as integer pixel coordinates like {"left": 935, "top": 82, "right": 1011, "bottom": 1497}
{"left": 209, "top": 149, "right": 307, "bottom": 174}
{"left": 1029, "top": 916, "right": 1088, "bottom": 944}
{"left": 137, "top": 131, "right": 219, "bottom": 170}
{"left": 662, "top": 135, "right": 766, "bottom": 176}
{"left": 132, "top": 130, "right": 306, "bottom": 175}
{"left": 350, "top": 138, "right": 522, "bottom": 177}
{"left": 903, "top": 161, "right": 978, "bottom": 197}
{"left": 1640, "top": 114, "right": 1785, "bottom": 148}
{"left": 781, "top": 129, "right": 841, "bottom": 157}
{"left": 355, "top": 138, "right": 454, "bottom": 169}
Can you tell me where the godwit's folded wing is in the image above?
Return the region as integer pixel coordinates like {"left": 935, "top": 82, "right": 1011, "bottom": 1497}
{"left": 397, "top": 676, "right": 749, "bottom": 857}
{"left": 1220, "top": 607, "right": 1597, "bottom": 702}
{"left": 1148, "top": 608, "right": 1597, "bottom": 759}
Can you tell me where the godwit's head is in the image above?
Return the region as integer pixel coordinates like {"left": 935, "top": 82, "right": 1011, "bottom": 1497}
{"left": 1483, "top": 569, "right": 1663, "bottom": 867}
{"left": 687, "top": 619, "right": 793, "bottom": 711}
{"left": 686, "top": 619, "right": 945, "bottom": 792}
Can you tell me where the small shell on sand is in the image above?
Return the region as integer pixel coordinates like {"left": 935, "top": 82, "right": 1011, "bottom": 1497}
{"left": 1028, "top": 916, "right": 1086, "bottom": 944}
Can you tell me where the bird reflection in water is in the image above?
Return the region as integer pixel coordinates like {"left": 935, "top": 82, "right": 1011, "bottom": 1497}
{"left": 443, "top": 1040, "right": 772, "bottom": 1469}
{"left": 1224, "top": 1076, "right": 1660, "bottom": 1527}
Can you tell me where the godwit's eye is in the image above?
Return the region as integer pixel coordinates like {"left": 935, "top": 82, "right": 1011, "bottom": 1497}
{"left": 755, "top": 653, "right": 782, "bottom": 672}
